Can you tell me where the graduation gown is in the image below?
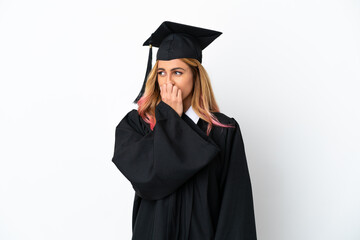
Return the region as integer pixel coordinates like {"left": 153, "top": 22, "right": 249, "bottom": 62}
{"left": 112, "top": 100, "right": 257, "bottom": 239}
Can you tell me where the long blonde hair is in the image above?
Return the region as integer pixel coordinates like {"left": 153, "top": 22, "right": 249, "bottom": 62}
{"left": 136, "top": 58, "right": 234, "bottom": 135}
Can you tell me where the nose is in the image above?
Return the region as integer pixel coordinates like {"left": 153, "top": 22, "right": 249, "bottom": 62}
{"left": 165, "top": 75, "right": 174, "bottom": 85}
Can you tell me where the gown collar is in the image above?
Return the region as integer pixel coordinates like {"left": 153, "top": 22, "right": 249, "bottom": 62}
{"left": 184, "top": 105, "right": 200, "bottom": 124}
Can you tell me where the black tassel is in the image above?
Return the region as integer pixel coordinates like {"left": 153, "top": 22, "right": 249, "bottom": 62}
{"left": 133, "top": 44, "right": 153, "bottom": 104}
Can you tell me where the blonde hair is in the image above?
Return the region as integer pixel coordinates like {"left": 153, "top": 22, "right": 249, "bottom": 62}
{"left": 136, "top": 58, "right": 234, "bottom": 135}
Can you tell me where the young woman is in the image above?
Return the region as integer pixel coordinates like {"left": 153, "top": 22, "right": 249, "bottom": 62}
{"left": 112, "top": 21, "right": 257, "bottom": 240}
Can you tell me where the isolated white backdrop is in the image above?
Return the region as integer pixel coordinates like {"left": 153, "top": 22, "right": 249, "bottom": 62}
{"left": 0, "top": 0, "right": 359, "bottom": 239}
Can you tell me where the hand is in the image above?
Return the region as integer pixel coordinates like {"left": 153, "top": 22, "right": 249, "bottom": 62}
{"left": 160, "top": 83, "right": 183, "bottom": 117}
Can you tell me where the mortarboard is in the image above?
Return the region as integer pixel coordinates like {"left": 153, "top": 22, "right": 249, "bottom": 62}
{"left": 133, "top": 21, "right": 222, "bottom": 104}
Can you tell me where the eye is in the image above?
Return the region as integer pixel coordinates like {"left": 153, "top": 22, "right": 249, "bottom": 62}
{"left": 157, "top": 71, "right": 165, "bottom": 76}
{"left": 174, "top": 71, "right": 182, "bottom": 75}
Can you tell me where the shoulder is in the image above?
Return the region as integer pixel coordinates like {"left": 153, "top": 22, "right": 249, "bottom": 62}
{"left": 126, "top": 109, "right": 140, "bottom": 122}
{"left": 116, "top": 109, "right": 150, "bottom": 135}
{"left": 116, "top": 109, "right": 138, "bottom": 126}
{"left": 212, "top": 111, "right": 239, "bottom": 128}
{"left": 212, "top": 111, "right": 244, "bottom": 143}
{"left": 213, "top": 112, "right": 247, "bottom": 147}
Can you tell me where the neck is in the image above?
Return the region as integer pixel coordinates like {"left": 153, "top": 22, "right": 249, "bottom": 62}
{"left": 183, "top": 95, "right": 192, "bottom": 113}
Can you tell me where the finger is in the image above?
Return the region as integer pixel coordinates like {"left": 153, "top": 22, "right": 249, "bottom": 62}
{"left": 166, "top": 83, "right": 173, "bottom": 96}
{"left": 177, "top": 88, "right": 182, "bottom": 101}
{"left": 172, "top": 85, "right": 178, "bottom": 97}
{"left": 162, "top": 83, "right": 167, "bottom": 95}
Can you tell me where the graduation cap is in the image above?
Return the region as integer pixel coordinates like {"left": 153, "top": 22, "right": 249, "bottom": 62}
{"left": 133, "top": 21, "right": 222, "bottom": 104}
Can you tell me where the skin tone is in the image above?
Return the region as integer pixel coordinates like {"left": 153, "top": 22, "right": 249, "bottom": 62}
{"left": 157, "top": 59, "right": 194, "bottom": 117}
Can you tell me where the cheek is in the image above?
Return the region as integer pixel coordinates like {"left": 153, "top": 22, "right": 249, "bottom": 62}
{"left": 178, "top": 76, "right": 193, "bottom": 94}
{"left": 157, "top": 78, "right": 165, "bottom": 88}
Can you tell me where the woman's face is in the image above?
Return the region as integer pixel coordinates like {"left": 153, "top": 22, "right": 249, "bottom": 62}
{"left": 157, "top": 59, "right": 194, "bottom": 102}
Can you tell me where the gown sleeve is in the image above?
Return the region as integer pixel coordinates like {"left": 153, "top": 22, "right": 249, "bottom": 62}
{"left": 111, "top": 100, "right": 221, "bottom": 201}
{"left": 214, "top": 118, "right": 257, "bottom": 239}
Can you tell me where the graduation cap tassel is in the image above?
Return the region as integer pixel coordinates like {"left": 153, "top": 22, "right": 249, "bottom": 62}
{"left": 133, "top": 44, "right": 153, "bottom": 104}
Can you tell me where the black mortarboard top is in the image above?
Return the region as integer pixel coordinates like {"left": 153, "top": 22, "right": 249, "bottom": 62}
{"left": 133, "top": 21, "right": 222, "bottom": 104}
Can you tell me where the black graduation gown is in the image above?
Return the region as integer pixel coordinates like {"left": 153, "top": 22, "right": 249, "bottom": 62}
{"left": 112, "top": 100, "right": 257, "bottom": 240}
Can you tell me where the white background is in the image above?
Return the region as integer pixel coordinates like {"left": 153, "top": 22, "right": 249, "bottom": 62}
{"left": 0, "top": 0, "right": 359, "bottom": 239}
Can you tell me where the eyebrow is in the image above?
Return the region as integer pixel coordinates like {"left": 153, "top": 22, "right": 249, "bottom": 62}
{"left": 158, "top": 67, "right": 186, "bottom": 71}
